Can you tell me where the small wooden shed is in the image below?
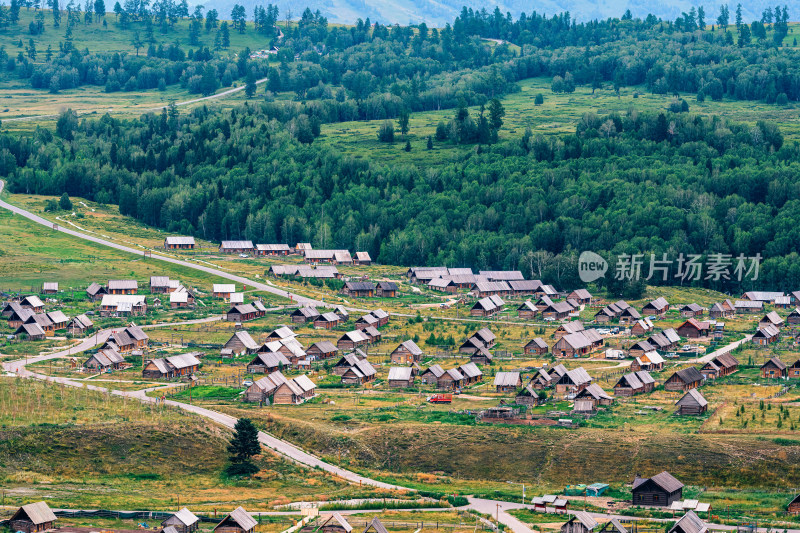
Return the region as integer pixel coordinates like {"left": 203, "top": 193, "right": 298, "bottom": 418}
{"left": 8, "top": 502, "right": 57, "bottom": 533}
{"left": 676, "top": 389, "right": 708, "bottom": 416}
{"left": 213, "top": 507, "right": 257, "bottom": 533}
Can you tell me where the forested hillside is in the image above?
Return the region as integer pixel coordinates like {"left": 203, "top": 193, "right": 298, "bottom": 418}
{"left": 2, "top": 4, "right": 800, "bottom": 294}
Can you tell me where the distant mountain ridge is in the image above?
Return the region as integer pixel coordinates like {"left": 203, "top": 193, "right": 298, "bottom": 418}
{"left": 196, "top": 0, "right": 794, "bottom": 27}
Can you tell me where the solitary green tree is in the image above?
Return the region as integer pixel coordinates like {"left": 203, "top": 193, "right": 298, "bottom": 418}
{"left": 398, "top": 108, "right": 410, "bottom": 136}
{"left": 226, "top": 418, "right": 261, "bottom": 476}
{"left": 59, "top": 192, "right": 72, "bottom": 210}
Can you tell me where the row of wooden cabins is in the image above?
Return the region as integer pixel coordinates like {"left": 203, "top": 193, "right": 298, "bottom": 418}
{"left": 761, "top": 357, "right": 800, "bottom": 379}
{"left": 268, "top": 264, "right": 342, "bottom": 279}
{"left": 142, "top": 353, "right": 202, "bottom": 379}
{"left": 419, "top": 362, "right": 484, "bottom": 390}
{"left": 290, "top": 305, "right": 349, "bottom": 327}
{"left": 342, "top": 281, "right": 398, "bottom": 298}
{"left": 243, "top": 371, "right": 317, "bottom": 404}
{"left": 225, "top": 301, "right": 268, "bottom": 322}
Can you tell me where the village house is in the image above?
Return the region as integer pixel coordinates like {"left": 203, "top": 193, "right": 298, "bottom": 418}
{"left": 164, "top": 236, "right": 195, "bottom": 249}
{"left": 420, "top": 364, "right": 445, "bottom": 385}
{"left": 760, "top": 311, "right": 784, "bottom": 329}
{"left": 67, "top": 314, "right": 93, "bottom": 335}
{"left": 517, "top": 301, "right": 538, "bottom": 319}
{"left": 19, "top": 295, "right": 45, "bottom": 313}
{"left": 680, "top": 304, "right": 706, "bottom": 318}
{"left": 86, "top": 282, "right": 108, "bottom": 301}
{"left": 4, "top": 303, "right": 33, "bottom": 328}
{"left": 618, "top": 305, "right": 642, "bottom": 324}
{"left": 700, "top": 353, "right": 739, "bottom": 379}
{"left": 735, "top": 300, "right": 764, "bottom": 314}
{"left": 676, "top": 389, "right": 708, "bottom": 415}
{"left": 560, "top": 511, "right": 598, "bottom": 533}
{"left": 100, "top": 294, "right": 148, "bottom": 317}
{"left": 212, "top": 284, "right": 236, "bottom": 298}
{"left": 752, "top": 324, "right": 780, "bottom": 346}
{"left": 370, "top": 308, "right": 390, "bottom": 326}
{"left": 246, "top": 351, "right": 291, "bottom": 374}
{"left": 479, "top": 270, "right": 525, "bottom": 282}
{"left": 314, "top": 312, "right": 341, "bottom": 329}
{"left": 388, "top": 367, "right": 415, "bottom": 388}
{"left": 213, "top": 508, "right": 257, "bottom": 533}
{"left": 742, "top": 291, "right": 785, "bottom": 303}
{"left": 259, "top": 338, "right": 306, "bottom": 366}
{"left": 343, "top": 281, "right": 376, "bottom": 298}
{"left": 150, "top": 276, "right": 176, "bottom": 293}
{"left": 317, "top": 513, "right": 353, "bottom": 533}
{"left": 142, "top": 353, "right": 201, "bottom": 379}
{"left": 376, "top": 282, "right": 398, "bottom": 297}
{"left": 363, "top": 326, "right": 381, "bottom": 343}
{"left": 515, "top": 383, "right": 540, "bottom": 406}
{"left": 84, "top": 347, "right": 127, "bottom": 371}
{"left": 471, "top": 295, "right": 505, "bottom": 317}
{"left": 226, "top": 304, "right": 260, "bottom": 322}
{"left": 664, "top": 367, "right": 704, "bottom": 392}
{"left": 255, "top": 244, "right": 291, "bottom": 256}
{"left": 355, "top": 314, "right": 379, "bottom": 330}
{"left": 341, "top": 358, "right": 377, "bottom": 385}
{"left": 567, "top": 289, "right": 593, "bottom": 305}
{"left": 613, "top": 370, "right": 655, "bottom": 396}
{"left": 494, "top": 371, "right": 522, "bottom": 393}
{"left": 22, "top": 314, "right": 55, "bottom": 336}
{"left": 459, "top": 362, "right": 483, "bottom": 385}
{"left": 469, "top": 343, "right": 494, "bottom": 364}
{"left": 790, "top": 360, "right": 800, "bottom": 379}
{"left": 428, "top": 277, "right": 456, "bottom": 293}
{"left": 391, "top": 339, "right": 424, "bottom": 364}
{"left": 677, "top": 318, "right": 711, "bottom": 339}
{"left": 789, "top": 494, "right": 800, "bottom": 515}
{"left": 628, "top": 340, "right": 655, "bottom": 360}
{"left": 333, "top": 250, "right": 353, "bottom": 264}
{"left": 761, "top": 357, "right": 787, "bottom": 378}
{"left": 529, "top": 368, "right": 553, "bottom": 390}
{"left": 289, "top": 305, "right": 320, "bottom": 324}
{"left": 170, "top": 288, "right": 196, "bottom": 308}
{"left": 7, "top": 502, "right": 57, "bottom": 533}
{"left": 647, "top": 328, "right": 681, "bottom": 351}
{"left": 631, "top": 317, "right": 655, "bottom": 336}
{"left": 632, "top": 471, "right": 684, "bottom": 507}
{"left": 575, "top": 383, "right": 613, "bottom": 406}
{"left": 709, "top": 300, "right": 735, "bottom": 319}
{"left": 788, "top": 308, "right": 800, "bottom": 326}
{"left": 553, "top": 331, "right": 592, "bottom": 358}
{"left": 354, "top": 251, "right": 372, "bottom": 265}
{"left": 307, "top": 341, "right": 338, "bottom": 360}
{"left": 524, "top": 337, "right": 549, "bottom": 356}
{"left": 332, "top": 352, "right": 368, "bottom": 376}
{"left": 542, "top": 301, "right": 574, "bottom": 320}
{"left": 223, "top": 331, "right": 260, "bottom": 355}
{"left": 46, "top": 310, "right": 69, "bottom": 330}
{"left": 459, "top": 328, "right": 496, "bottom": 354}
{"left": 108, "top": 280, "right": 138, "bottom": 295}
{"left": 437, "top": 367, "right": 465, "bottom": 390}
{"left": 642, "top": 297, "right": 670, "bottom": 316}
{"left": 41, "top": 282, "right": 58, "bottom": 294}
{"left": 669, "top": 511, "right": 707, "bottom": 533}
{"left": 554, "top": 321, "right": 585, "bottom": 340}
{"left": 14, "top": 322, "right": 46, "bottom": 340}
{"left": 161, "top": 508, "right": 199, "bottom": 533}
{"left": 103, "top": 325, "right": 148, "bottom": 353}
{"left": 509, "top": 280, "right": 543, "bottom": 297}
{"left": 219, "top": 241, "right": 254, "bottom": 254}
{"left": 555, "top": 367, "right": 592, "bottom": 394}
{"left": 408, "top": 266, "right": 449, "bottom": 284}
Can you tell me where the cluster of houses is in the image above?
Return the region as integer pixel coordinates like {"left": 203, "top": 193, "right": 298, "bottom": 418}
{"left": 2, "top": 296, "right": 94, "bottom": 340}
{"left": 87, "top": 277, "right": 197, "bottom": 317}
{"left": 204, "top": 239, "right": 372, "bottom": 265}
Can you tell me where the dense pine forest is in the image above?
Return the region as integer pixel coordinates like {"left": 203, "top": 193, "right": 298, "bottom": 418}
{"left": 2, "top": 3, "right": 800, "bottom": 293}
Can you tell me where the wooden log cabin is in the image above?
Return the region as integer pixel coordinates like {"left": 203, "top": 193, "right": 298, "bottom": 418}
{"left": 8, "top": 502, "right": 57, "bottom": 533}
{"left": 391, "top": 339, "right": 424, "bottom": 364}
{"left": 108, "top": 279, "right": 138, "bottom": 295}
{"left": 789, "top": 494, "right": 800, "bottom": 515}
{"left": 313, "top": 312, "right": 341, "bottom": 329}
{"left": 676, "top": 388, "right": 708, "bottom": 415}
{"left": 664, "top": 367, "right": 704, "bottom": 392}
{"left": 790, "top": 360, "right": 800, "bottom": 379}
{"left": 554, "top": 321, "right": 585, "bottom": 340}
{"left": 642, "top": 297, "right": 669, "bottom": 316}
{"left": 560, "top": 511, "right": 598, "bottom": 533}
{"left": 164, "top": 236, "right": 195, "bottom": 249}
{"left": 387, "top": 366, "right": 415, "bottom": 388}
{"left": 142, "top": 353, "right": 201, "bottom": 379}
{"left": 337, "top": 330, "right": 369, "bottom": 351}
{"left": 761, "top": 357, "right": 787, "bottom": 378}
{"left": 317, "top": 513, "right": 353, "bottom": 533}
{"left": 700, "top": 353, "right": 739, "bottom": 379}
{"left": 213, "top": 507, "right": 257, "bottom": 533}
{"left": 632, "top": 471, "right": 684, "bottom": 507}
{"left": 517, "top": 301, "right": 538, "bottom": 319}
{"left": 290, "top": 306, "right": 320, "bottom": 323}
{"left": 161, "top": 508, "right": 200, "bottom": 533}
{"left": 342, "top": 281, "right": 376, "bottom": 298}
{"left": 493, "top": 371, "right": 522, "bottom": 393}
{"left": 41, "top": 282, "right": 58, "bottom": 294}
{"left": 524, "top": 337, "right": 548, "bottom": 356}
{"left": 219, "top": 241, "right": 254, "bottom": 254}
{"left": 376, "top": 281, "right": 398, "bottom": 297}
{"left": 306, "top": 341, "right": 338, "bottom": 360}
{"left": 676, "top": 318, "right": 710, "bottom": 339}
{"left": 223, "top": 330, "right": 259, "bottom": 355}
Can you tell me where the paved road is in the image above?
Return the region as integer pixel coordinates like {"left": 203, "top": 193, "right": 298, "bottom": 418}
{"left": 3, "top": 77, "right": 269, "bottom": 123}
{"left": 0, "top": 180, "right": 321, "bottom": 307}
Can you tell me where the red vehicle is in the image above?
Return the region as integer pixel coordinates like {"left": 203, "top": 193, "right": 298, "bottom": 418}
{"left": 427, "top": 393, "right": 453, "bottom": 404}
